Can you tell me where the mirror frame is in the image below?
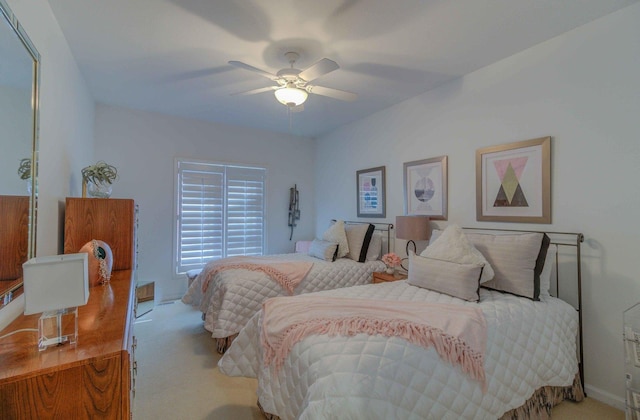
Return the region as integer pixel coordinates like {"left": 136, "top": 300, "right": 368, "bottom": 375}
{"left": 0, "top": 0, "right": 40, "bottom": 308}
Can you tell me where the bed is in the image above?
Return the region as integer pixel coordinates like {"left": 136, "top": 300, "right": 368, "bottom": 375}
{"left": 219, "top": 227, "right": 585, "bottom": 419}
{"left": 182, "top": 220, "right": 392, "bottom": 353}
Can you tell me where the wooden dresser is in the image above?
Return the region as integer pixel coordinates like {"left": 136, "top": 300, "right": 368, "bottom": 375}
{"left": 0, "top": 195, "right": 29, "bottom": 282}
{"left": 0, "top": 269, "right": 137, "bottom": 419}
{"left": 0, "top": 196, "right": 30, "bottom": 306}
{"left": 64, "top": 198, "right": 136, "bottom": 270}
{"left": 0, "top": 197, "right": 139, "bottom": 418}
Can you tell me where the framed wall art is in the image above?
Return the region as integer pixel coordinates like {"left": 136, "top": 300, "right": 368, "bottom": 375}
{"left": 476, "top": 136, "right": 551, "bottom": 223}
{"left": 403, "top": 156, "right": 448, "bottom": 220}
{"left": 356, "top": 166, "right": 386, "bottom": 218}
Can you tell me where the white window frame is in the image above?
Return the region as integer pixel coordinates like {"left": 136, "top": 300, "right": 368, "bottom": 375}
{"left": 173, "top": 158, "right": 267, "bottom": 277}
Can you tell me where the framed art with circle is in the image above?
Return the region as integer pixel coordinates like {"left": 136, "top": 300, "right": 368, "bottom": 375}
{"left": 403, "top": 156, "right": 448, "bottom": 220}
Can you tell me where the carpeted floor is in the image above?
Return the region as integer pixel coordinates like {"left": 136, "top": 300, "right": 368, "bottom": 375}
{"left": 133, "top": 300, "right": 623, "bottom": 419}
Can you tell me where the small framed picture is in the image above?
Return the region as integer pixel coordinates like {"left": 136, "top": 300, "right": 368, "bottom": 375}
{"left": 356, "top": 166, "right": 386, "bottom": 218}
{"left": 476, "top": 136, "right": 551, "bottom": 223}
{"left": 403, "top": 156, "right": 448, "bottom": 220}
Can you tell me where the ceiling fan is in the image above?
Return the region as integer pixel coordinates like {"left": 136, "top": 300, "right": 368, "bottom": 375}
{"left": 229, "top": 51, "right": 357, "bottom": 110}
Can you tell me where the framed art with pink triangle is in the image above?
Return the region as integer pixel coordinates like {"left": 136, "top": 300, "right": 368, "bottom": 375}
{"left": 476, "top": 136, "right": 551, "bottom": 223}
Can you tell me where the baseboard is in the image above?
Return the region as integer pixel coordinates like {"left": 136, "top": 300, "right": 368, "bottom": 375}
{"left": 585, "top": 384, "right": 625, "bottom": 411}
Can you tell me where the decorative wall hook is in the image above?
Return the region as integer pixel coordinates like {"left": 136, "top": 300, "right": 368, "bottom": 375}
{"left": 288, "top": 184, "right": 300, "bottom": 240}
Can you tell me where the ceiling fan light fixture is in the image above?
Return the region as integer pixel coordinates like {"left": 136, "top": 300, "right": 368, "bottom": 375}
{"left": 275, "top": 86, "right": 308, "bottom": 107}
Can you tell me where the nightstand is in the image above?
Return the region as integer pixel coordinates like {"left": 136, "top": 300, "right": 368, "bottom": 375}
{"left": 372, "top": 271, "right": 408, "bottom": 284}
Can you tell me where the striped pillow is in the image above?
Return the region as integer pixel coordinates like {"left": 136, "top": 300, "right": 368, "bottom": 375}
{"left": 407, "top": 252, "right": 483, "bottom": 302}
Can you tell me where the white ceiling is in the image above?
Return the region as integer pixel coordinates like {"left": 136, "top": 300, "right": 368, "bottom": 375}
{"left": 48, "top": 0, "right": 637, "bottom": 138}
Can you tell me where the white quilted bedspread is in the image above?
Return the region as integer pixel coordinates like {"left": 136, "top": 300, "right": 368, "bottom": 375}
{"left": 219, "top": 281, "right": 579, "bottom": 420}
{"left": 181, "top": 253, "right": 385, "bottom": 338}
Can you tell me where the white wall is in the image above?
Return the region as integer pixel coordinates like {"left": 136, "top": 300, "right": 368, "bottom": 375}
{"left": 0, "top": 0, "right": 94, "bottom": 328}
{"left": 93, "top": 104, "right": 316, "bottom": 302}
{"left": 316, "top": 3, "right": 640, "bottom": 407}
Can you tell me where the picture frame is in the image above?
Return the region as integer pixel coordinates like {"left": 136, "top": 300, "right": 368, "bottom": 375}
{"left": 476, "top": 136, "right": 551, "bottom": 223}
{"left": 356, "top": 166, "right": 386, "bottom": 218}
{"left": 403, "top": 156, "right": 448, "bottom": 220}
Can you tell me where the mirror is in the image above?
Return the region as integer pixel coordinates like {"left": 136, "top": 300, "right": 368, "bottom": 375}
{"left": 0, "top": 0, "right": 39, "bottom": 310}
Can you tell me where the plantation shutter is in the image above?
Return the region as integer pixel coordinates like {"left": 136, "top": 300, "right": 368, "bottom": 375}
{"left": 226, "top": 166, "right": 265, "bottom": 257}
{"left": 176, "top": 160, "right": 266, "bottom": 274}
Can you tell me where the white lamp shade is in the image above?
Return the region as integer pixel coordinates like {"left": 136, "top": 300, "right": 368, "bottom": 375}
{"left": 274, "top": 87, "right": 308, "bottom": 106}
{"left": 23, "top": 253, "right": 89, "bottom": 315}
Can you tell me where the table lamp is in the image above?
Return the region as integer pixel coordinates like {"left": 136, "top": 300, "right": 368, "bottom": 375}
{"left": 23, "top": 253, "right": 89, "bottom": 351}
{"left": 395, "top": 215, "right": 431, "bottom": 255}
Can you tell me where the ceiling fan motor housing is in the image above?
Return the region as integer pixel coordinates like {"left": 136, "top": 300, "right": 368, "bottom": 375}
{"left": 276, "top": 68, "right": 302, "bottom": 82}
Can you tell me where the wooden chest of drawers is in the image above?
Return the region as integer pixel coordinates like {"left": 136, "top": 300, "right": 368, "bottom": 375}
{"left": 372, "top": 271, "right": 408, "bottom": 284}
{"left": 0, "top": 270, "right": 137, "bottom": 419}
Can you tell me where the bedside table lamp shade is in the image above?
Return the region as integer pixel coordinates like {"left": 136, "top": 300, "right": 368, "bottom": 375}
{"left": 395, "top": 216, "right": 431, "bottom": 255}
{"left": 23, "top": 253, "right": 89, "bottom": 350}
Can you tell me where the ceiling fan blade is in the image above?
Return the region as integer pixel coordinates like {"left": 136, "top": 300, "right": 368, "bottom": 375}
{"left": 230, "top": 86, "right": 277, "bottom": 96}
{"left": 228, "top": 61, "right": 278, "bottom": 80}
{"left": 298, "top": 58, "right": 339, "bottom": 82}
{"left": 308, "top": 85, "right": 357, "bottom": 101}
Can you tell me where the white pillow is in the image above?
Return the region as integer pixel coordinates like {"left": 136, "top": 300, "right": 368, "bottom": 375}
{"left": 421, "top": 225, "right": 494, "bottom": 283}
{"left": 408, "top": 252, "right": 483, "bottom": 302}
{"left": 539, "top": 244, "right": 557, "bottom": 298}
{"left": 322, "top": 220, "right": 349, "bottom": 258}
{"left": 308, "top": 239, "right": 339, "bottom": 261}
{"left": 429, "top": 229, "right": 442, "bottom": 245}
{"left": 366, "top": 232, "right": 383, "bottom": 261}
{"left": 345, "top": 223, "right": 375, "bottom": 262}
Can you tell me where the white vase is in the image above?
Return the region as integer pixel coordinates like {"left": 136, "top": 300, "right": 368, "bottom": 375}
{"left": 385, "top": 267, "right": 395, "bottom": 274}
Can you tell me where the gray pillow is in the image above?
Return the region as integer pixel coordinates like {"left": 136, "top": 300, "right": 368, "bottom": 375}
{"left": 366, "top": 232, "right": 383, "bottom": 261}
{"left": 345, "top": 223, "right": 375, "bottom": 262}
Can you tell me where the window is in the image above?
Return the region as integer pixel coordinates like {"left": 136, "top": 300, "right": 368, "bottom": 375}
{"left": 175, "top": 159, "right": 266, "bottom": 274}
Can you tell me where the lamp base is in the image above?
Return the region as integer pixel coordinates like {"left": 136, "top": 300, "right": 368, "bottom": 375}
{"left": 38, "top": 307, "right": 78, "bottom": 351}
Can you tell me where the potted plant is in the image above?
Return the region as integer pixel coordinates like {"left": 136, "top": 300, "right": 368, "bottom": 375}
{"left": 18, "top": 158, "right": 31, "bottom": 180}
{"left": 18, "top": 158, "right": 33, "bottom": 193}
{"left": 81, "top": 161, "right": 118, "bottom": 198}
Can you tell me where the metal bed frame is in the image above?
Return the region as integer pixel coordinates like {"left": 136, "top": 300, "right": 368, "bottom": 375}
{"left": 462, "top": 227, "right": 585, "bottom": 389}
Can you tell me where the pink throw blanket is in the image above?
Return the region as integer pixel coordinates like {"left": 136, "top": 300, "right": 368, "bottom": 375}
{"left": 261, "top": 296, "right": 487, "bottom": 387}
{"left": 200, "top": 256, "right": 313, "bottom": 295}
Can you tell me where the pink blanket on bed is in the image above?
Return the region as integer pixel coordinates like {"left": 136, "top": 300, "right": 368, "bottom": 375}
{"left": 200, "top": 256, "right": 313, "bottom": 295}
{"left": 261, "top": 296, "right": 487, "bottom": 387}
